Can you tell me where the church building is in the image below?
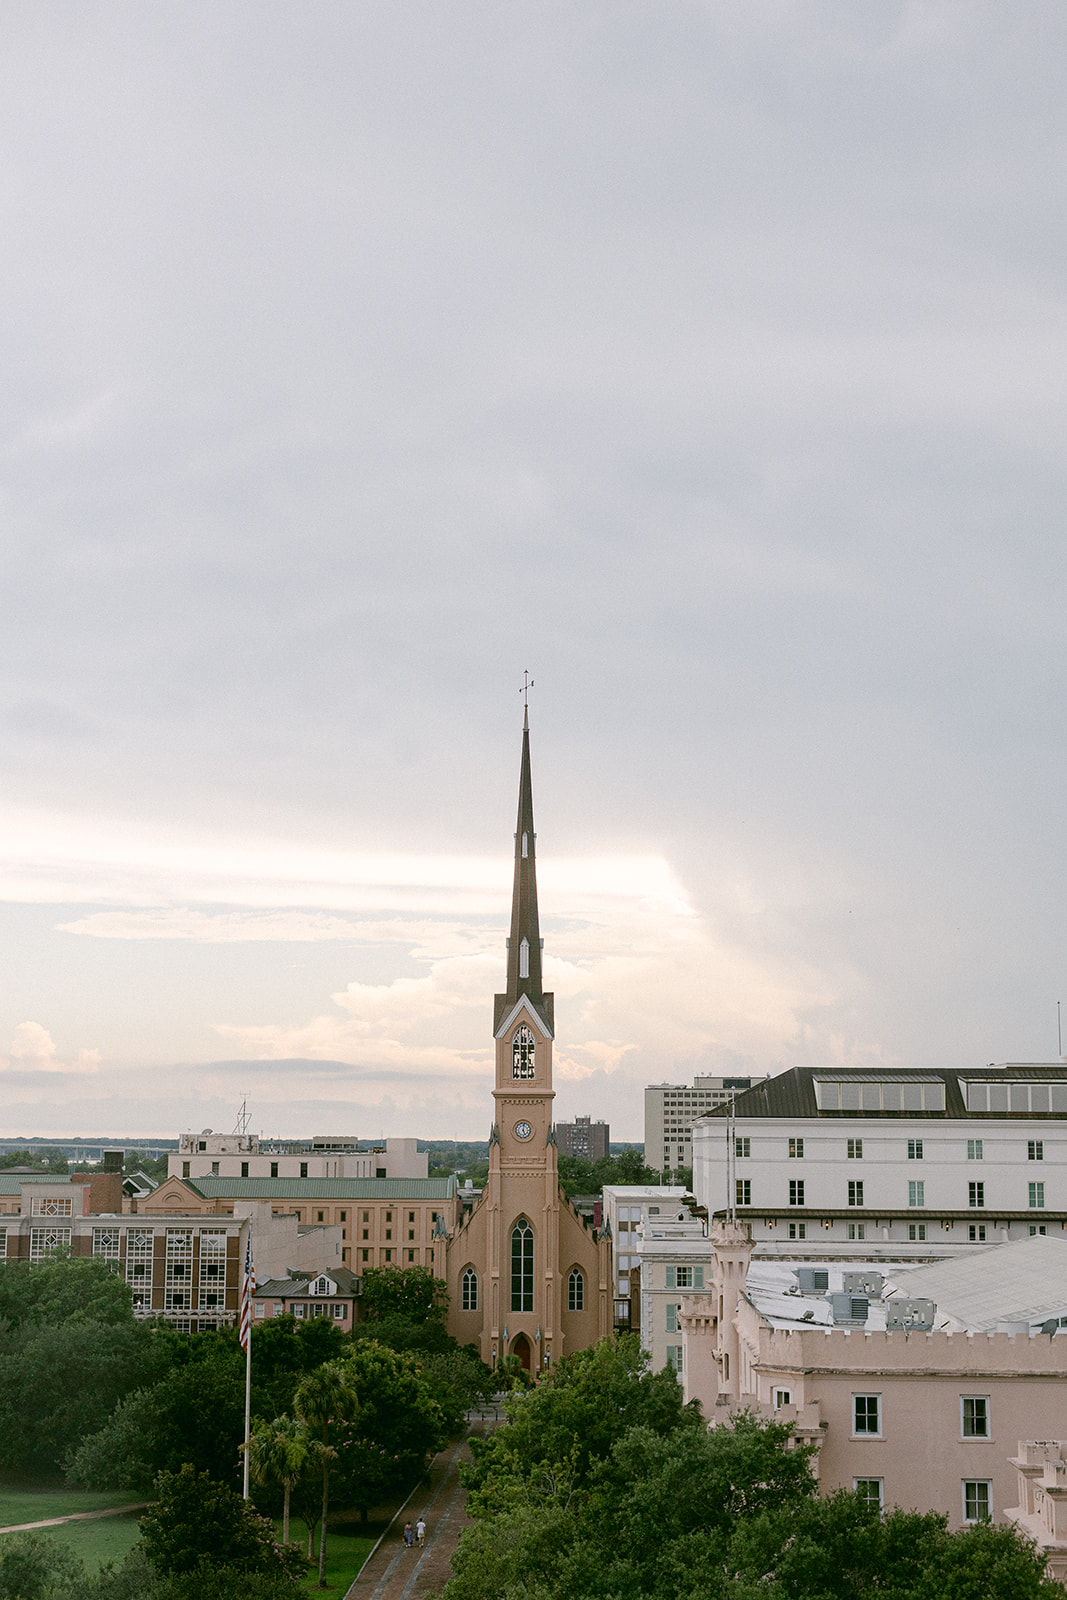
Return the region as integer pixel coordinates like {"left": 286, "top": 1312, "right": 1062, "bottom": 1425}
{"left": 446, "top": 713, "right": 611, "bottom": 1370}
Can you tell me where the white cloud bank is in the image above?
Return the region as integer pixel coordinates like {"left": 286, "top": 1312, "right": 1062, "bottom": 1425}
{"left": 2, "top": 1021, "right": 100, "bottom": 1077}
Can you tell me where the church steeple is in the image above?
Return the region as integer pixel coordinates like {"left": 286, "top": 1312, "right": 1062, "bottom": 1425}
{"left": 494, "top": 708, "right": 554, "bottom": 1036}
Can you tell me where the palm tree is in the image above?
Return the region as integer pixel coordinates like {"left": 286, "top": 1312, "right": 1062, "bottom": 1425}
{"left": 294, "top": 1361, "right": 359, "bottom": 1589}
{"left": 245, "top": 1415, "right": 312, "bottom": 1547}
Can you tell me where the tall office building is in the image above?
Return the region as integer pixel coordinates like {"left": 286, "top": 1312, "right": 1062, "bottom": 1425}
{"left": 554, "top": 1115, "right": 610, "bottom": 1162}
{"left": 646, "top": 1075, "right": 766, "bottom": 1173}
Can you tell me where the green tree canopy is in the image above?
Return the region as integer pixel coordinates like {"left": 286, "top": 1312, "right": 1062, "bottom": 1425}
{"left": 139, "top": 1465, "right": 305, "bottom": 1582}
{"left": 0, "top": 1533, "right": 85, "bottom": 1600}
{"left": 331, "top": 1340, "right": 449, "bottom": 1523}
{"left": 0, "top": 1253, "right": 135, "bottom": 1331}
{"left": 556, "top": 1148, "right": 662, "bottom": 1198}
{"left": 358, "top": 1263, "right": 448, "bottom": 1323}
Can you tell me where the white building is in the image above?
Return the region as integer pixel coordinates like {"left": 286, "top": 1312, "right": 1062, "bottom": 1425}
{"left": 692, "top": 1064, "right": 1067, "bottom": 1252}
{"left": 170, "top": 1132, "right": 427, "bottom": 1183}
{"left": 602, "top": 1184, "right": 688, "bottom": 1301}
{"left": 645, "top": 1075, "right": 765, "bottom": 1176}
{"left": 636, "top": 1211, "right": 712, "bottom": 1378}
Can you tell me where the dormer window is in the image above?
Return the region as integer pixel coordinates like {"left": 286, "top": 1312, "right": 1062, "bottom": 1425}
{"left": 513, "top": 1025, "right": 535, "bottom": 1079}
{"left": 519, "top": 938, "right": 529, "bottom": 979}
{"left": 522, "top": 832, "right": 528, "bottom": 858}
{"left": 311, "top": 1275, "right": 332, "bottom": 1296}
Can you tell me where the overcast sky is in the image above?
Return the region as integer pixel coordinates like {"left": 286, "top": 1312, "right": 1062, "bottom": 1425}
{"left": 3, "top": 2, "right": 1067, "bottom": 1144}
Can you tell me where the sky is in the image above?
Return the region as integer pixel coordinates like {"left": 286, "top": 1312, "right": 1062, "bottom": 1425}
{"left": 3, "top": 2, "right": 1067, "bottom": 1143}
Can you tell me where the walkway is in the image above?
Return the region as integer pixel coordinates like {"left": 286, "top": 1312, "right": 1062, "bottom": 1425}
{"left": 0, "top": 1503, "right": 145, "bottom": 1534}
{"left": 345, "top": 1401, "right": 506, "bottom": 1600}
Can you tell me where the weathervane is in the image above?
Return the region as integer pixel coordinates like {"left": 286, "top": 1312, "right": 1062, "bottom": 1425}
{"left": 519, "top": 669, "right": 534, "bottom": 709}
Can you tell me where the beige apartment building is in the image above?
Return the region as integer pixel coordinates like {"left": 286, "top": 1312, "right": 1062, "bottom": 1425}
{"left": 681, "top": 1220, "right": 1067, "bottom": 1534}
{"left": 169, "top": 1132, "right": 426, "bottom": 1183}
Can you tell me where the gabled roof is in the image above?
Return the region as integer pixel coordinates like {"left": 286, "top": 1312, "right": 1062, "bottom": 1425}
{"left": 255, "top": 1264, "right": 362, "bottom": 1297}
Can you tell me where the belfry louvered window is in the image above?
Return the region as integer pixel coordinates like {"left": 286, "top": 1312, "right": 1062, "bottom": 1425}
{"left": 513, "top": 1025, "right": 535, "bottom": 1079}
{"left": 511, "top": 1219, "right": 533, "bottom": 1311}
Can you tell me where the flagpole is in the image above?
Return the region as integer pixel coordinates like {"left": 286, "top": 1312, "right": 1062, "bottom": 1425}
{"left": 242, "top": 1219, "right": 253, "bottom": 1499}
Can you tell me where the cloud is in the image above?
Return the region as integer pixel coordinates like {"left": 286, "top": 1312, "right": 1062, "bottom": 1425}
{"left": 2, "top": 1021, "right": 100, "bottom": 1077}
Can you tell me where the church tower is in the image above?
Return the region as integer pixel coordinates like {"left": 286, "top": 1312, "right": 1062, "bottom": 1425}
{"left": 446, "top": 711, "right": 610, "bottom": 1371}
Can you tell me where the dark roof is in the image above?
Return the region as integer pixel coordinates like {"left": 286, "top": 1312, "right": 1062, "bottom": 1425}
{"left": 186, "top": 1176, "right": 457, "bottom": 1199}
{"left": 702, "top": 1064, "right": 1067, "bottom": 1121}
{"left": 255, "top": 1264, "right": 361, "bottom": 1297}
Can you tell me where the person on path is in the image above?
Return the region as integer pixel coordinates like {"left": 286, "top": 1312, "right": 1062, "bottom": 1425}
{"left": 404, "top": 1522, "right": 414, "bottom": 1548}
{"left": 416, "top": 1517, "right": 426, "bottom": 1549}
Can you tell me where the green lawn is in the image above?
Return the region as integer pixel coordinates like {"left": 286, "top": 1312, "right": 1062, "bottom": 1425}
{"left": 0, "top": 1515, "right": 142, "bottom": 1574}
{"left": 0, "top": 1489, "right": 143, "bottom": 1530}
{"left": 281, "top": 1521, "right": 376, "bottom": 1593}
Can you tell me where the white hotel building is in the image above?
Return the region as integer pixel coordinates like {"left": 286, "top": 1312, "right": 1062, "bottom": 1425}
{"left": 691, "top": 1064, "right": 1067, "bottom": 1252}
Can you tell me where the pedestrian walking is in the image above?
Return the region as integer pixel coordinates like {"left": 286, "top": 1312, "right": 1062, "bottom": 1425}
{"left": 403, "top": 1522, "right": 414, "bottom": 1548}
{"left": 416, "top": 1517, "right": 426, "bottom": 1549}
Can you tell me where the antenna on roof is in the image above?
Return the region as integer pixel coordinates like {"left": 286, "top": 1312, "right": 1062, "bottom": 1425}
{"left": 1059, "top": 1001, "right": 1064, "bottom": 1063}
{"left": 234, "top": 1096, "right": 251, "bottom": 1137}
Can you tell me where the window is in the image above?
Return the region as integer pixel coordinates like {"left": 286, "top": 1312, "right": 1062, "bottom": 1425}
{"left": 385, "top": 1211, "right": 393, "bottom": 1222}
{"left": 512, "top": 1025, "right": 536, "bottom": 1079}
{"left": 908, "top": 1181, "right": 924, "bottom": 1207}
{"left": 300, "top": 1162, "right": 308, "bottom": 1178}
{"left": 969, "top": 1224, "right": 986, "bottom": 1242}
{"left": 1028, "top": 1140, "right": 1044, "bottom": 1161}
{"left": 789, "top": 1180, "right": 805, "bottom": 1206}
{"left": 255, "top": 1302, "right": 266, "bottom": 1318}
{"left": 847, "top": 1223, "right": 866, "bottom": 1241}
{"left": 519, "top": 937, "right": 529, "bottom": 978}
{"left": 735, "top": 1137, "right": 750, "bottom": 1158}
{"left": 462, "top": 1268, "right": 478, "bottom": 1311}
{"left": 963, "top": 1481, "right": 991, "bottom": 1523}
{"left": 511, "top": 1219, "right": 534, "bottom": 1311}
{"left": 30, "top": 1226, "right": 71, "bottom": 1260}
{"left": 408, "top": 1230, "right": 415, "bottom": 1240}
{"left": 671, "top": 1265, "right": 696, "bottom": 1289}
{"left": 968, "top": 1182, "right": 984, "bottom": 1208}
{"left": 788, "top": 1222, "right": 806, "bottom": 1240}
{"left": 408, "top": 1212, "right": 415, "bottom": 1223}
{"left": 331, "top": 1303, "right": 347, "bottom": 1319}
{"left": 967, "top": 1140, "right": 983, "bottom": 1161}
{"left": 340, "top": 1212, "right": 346, "bottom": 1222}
{"left": 363, "top": 1211, "right": 369, "bottom": 1223}
{"left": 182, "top": 1161, "right": 190, "bottom": 1178}
{"left": 92, "top": 1228, "right": 120, "bottom": 1260}
{"left": 907, "top": 1139, "right": 923, "bottom": 1160}
{"left": 774, "top": 1389, "right": 792, "bottom": 1409}
{"left": 788, "top": 1138, "right": 804, "bottom": 1159}
{"left": 31, "top": 1196, "right": 73, "bottom": 1217}
{"left": 241, "top": 1162, "right": 249, "bottom": 1177}
{"left": 961, "top": 1397, "right": 989, "bottom": 1438}
{"left": 293, "top": 1303, "right": 305, "bottom": 1319}
{"left": 270, "top": 1162, "right": 279, "bottom": 1178}
{"left": 568, "top": 1268, "right": 585, "bottom": 1312}
{"left": 385, "top": 1229, "right": 391, "bottom": 1240}
{"left": 848, "top": 1181, "right": 864, "bottom": 1207}
{"left": 854, "top": 1479, "right": 883, "bottom": 1512}
{"left": 317, "top": 1211, "right": 324, "bottom": 1222}
{"left": 210, "top": 1161, "right": 219, "bottom": 1175}
{"left": 407, "top": 1249, "right": 415, "bottom": 1262}
{"left": 736, "top": 1179, "right": 751, "bottom": 1206}
{"left": 665, "top": 1346, "right": 683, "bottom": 1372}
{"left": 908, "top": 1223, "right": 926, "bottom": 1241}
{"left": 853, "top": 1395, "right": 881, "bottom": 1435}
{"left": 361, "top": 1249, "right": 369, "bottom": 1262}
{"left": 383, "top": 1249, "right": 392, "bottom": 1262}
{"left": 847, "top": 1139, "right": 863, "bottom": 1160}
{"left": 362, "top": 1230, "right": 368, "bottom": 1240}
{"left": 1029, "top": 1182, "right": 1045, "bottom": 1209}
{"left": 1030, "top": 1224, "right": 1047, "bottom": 1236}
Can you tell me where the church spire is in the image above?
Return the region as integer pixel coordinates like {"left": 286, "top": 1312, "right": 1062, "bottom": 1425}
{"left": 494, "top": 709, "right": 554, "bottom": 1036}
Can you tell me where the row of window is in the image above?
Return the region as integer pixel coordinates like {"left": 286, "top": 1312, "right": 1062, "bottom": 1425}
{"left": 852, "top": 1478, "right": 991, "bottom": 1523}
{"left": 737, "top": 1137, "right": 1046, "bottom": 1161}
{"left": 852, "top": 1393, "right": 991, "bottom": 1439}
{"left": 735, "top": 1179, "right": 1048, "bottom": 1208}
{"left": 778, "top": 1220, "right": 1049, "bottom": 1242}
{"left": 458, "top": 1243, "right": 587, "bottom": 1315}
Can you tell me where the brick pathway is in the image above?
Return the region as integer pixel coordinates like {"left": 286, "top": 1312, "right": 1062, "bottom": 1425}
{"left": 345, "top": 1403, "right": 505, "bottom": 1600}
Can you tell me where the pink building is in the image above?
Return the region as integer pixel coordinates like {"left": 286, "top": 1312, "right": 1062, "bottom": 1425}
{"left": 682, "top": 1222, "right": 1067, "bottom": 1534}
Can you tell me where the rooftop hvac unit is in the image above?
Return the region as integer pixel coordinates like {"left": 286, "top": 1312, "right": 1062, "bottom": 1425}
{"left": 795, "top": 1268, "right": 829, "bottom": 1294}
{"left": 885, "top": 1298, "right": 935, "bottom": 1331}
{"left": 843, "top": 1271, "right": 883, "bottom": 1298}
{"left": 828, "top": 1293, "right": 869, "bottom": 1325}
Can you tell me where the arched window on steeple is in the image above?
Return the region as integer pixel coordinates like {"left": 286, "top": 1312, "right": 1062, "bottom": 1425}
{"left": 567, "top": 1267, "right": 584, "bottom": 1312}
{"left": 519, "top": 938, "right": 529, "bottom": 979}
{"left": 522, "top": 831, "right": 529, "bottom": 857}
{"left": 511, "top": 1218, "right": 534, "bottom": 1311}
{"left": 513, "top": 1025, "right": 535, "bottom": 1079}
{"left": 461, "top": 1267, "right": 478, "bottom": 1311}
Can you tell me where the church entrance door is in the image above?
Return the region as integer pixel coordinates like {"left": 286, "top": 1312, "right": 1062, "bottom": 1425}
{"left": 511, "top": 1332, "right": 532, "bottom": 1371}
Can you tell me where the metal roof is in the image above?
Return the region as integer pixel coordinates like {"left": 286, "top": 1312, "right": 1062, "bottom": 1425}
{"left": 700, "top": 1063, "right": 1067, "bottom": 1121}
{"left": 0, "top": 1174, "right": 73, "bottom": 1193}
{"left": 887, "top": 1233, "right": 1067, "bottom": 1331}
{"left": 186, "top": 1176, "right": 457, "bottom": 1200}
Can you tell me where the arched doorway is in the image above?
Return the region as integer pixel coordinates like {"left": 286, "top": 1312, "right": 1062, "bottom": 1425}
{"left": 511, "top": 1332, "right": 532, "bottom": 1371}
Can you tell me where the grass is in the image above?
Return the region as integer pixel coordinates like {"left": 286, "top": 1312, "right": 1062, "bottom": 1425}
{"left": 281, "top": 1520, "right": 376, "bottom": 1594}
{"left": 0, "top": 1488, "right": 143, "bottom": 1530}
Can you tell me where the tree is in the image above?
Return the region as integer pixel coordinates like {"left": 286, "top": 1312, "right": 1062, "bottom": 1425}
{"left": 359, "top": 1264, "right": 448, "bottom": 1324}
{"left": 333, "top": 1340, "right": 448, "bottom": 1523}
{"left": 245, "top": 1415, "right": 313, "bottom": 1546}
{"left": 249, "top": 1311, "right": 348, "bottom": 1420}
{"left": 0, "top": 1252, "right": 135, "bottom": 1331}
{"left": 293, "top": 1360, "right": 360, "bottom": 1588}
{"left": 0, "top": 1533, "right": 85, "bottom": 1600}
{"left": 139, "top": 1465, "right": 305, "bottom": 1582}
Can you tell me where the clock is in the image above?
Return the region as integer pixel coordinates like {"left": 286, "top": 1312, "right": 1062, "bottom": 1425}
{"left": 514, "top": 1120, "right": 533, "bottom": 1141}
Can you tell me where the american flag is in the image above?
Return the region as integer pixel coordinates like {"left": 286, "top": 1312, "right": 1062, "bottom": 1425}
{"left": 239, "top": 1231, "right": 255, "bottom": 1353}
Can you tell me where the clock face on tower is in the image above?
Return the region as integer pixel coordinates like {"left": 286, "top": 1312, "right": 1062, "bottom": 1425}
{"left": 513, "top": 1120, "right": 532, "bottom": 1141}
